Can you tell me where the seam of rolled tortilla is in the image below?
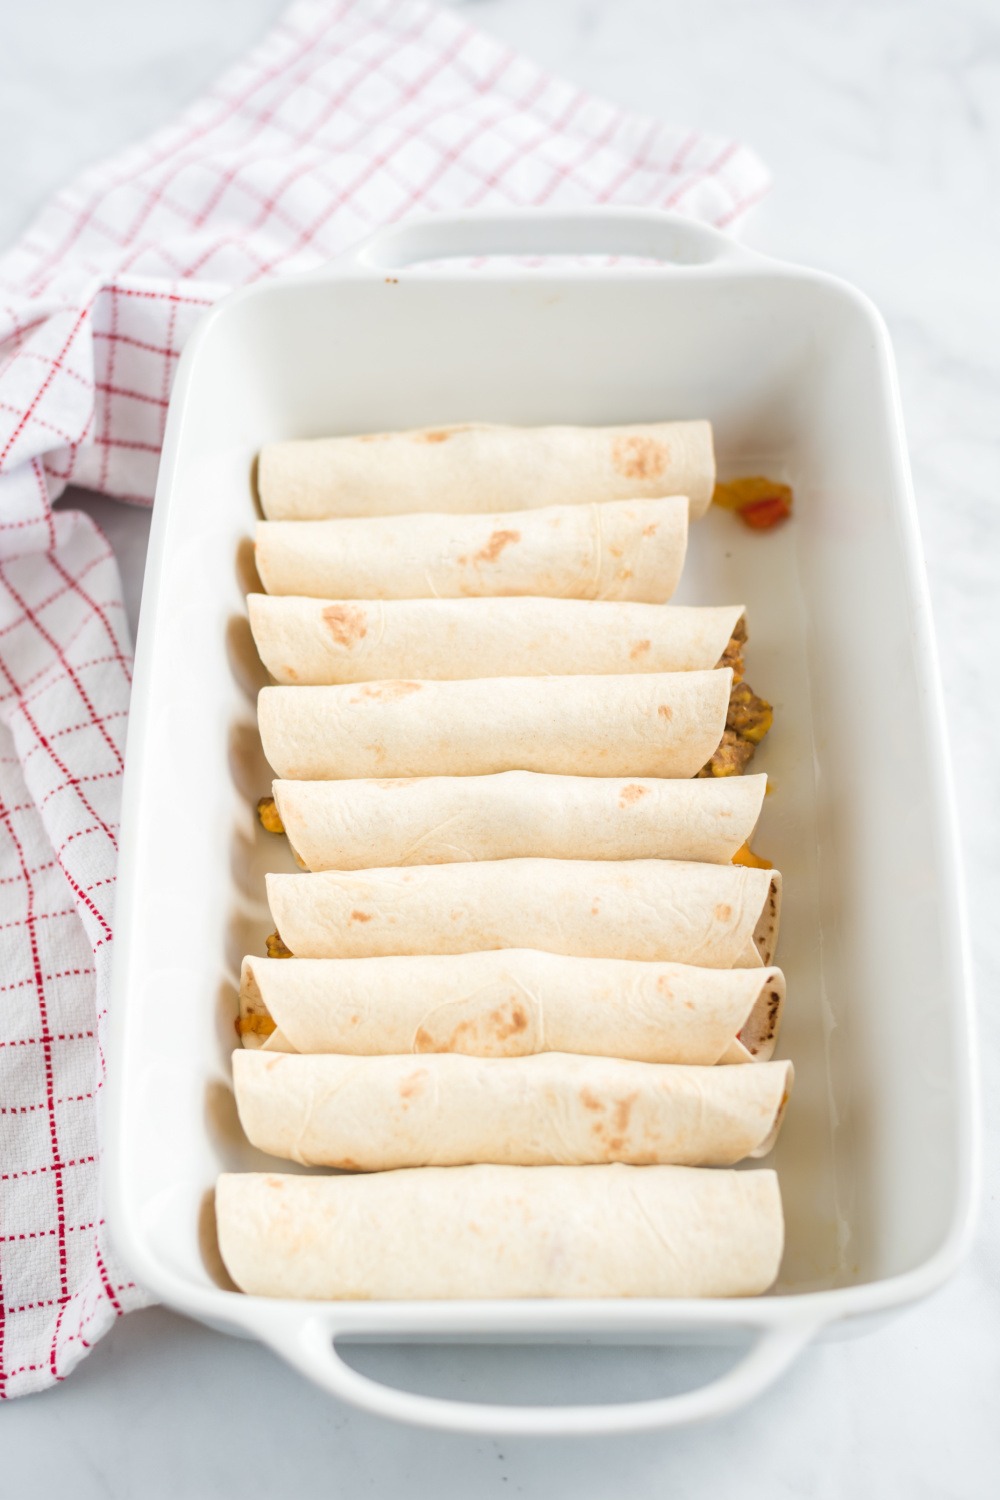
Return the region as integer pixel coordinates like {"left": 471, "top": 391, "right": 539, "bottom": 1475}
{"left": 231, "top": 1050, "right": 793, "bottom": 1169}
{"left": 750, "top": 872, "right": 782, "bottom": 967}
{"left": 748, "top": 1061, "right": 795, "bottom": 1158}
{"left": 270, "top": 770, "right": 767, "bottom": 871}
{"left": 721, "top": 965, "right": 786, "bottom": 1063}
{"left": 238, "top": 957, "right": 293, "bottom": 1051}
{"left": 238, "top": 952, "right": 785, "bottom": 1064}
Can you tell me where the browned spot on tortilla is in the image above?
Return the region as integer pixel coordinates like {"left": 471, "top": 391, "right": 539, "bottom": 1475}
{"left": 618, "top": 568, "right": 633, "bottom": 580}
{"left": 613, "top": 1093, "right": 637, "bottom": 1133}
{"left": 609, "top": 544, "right": 623, "bottom": 558}
{"left": 715, "top": 903, "right": 732, "bottom": 922}
{"left": 619, "top": 783, "right": 648, "bottom": 807}
{"left": 322, "top": 603, "right": 368, "bottom": 647}
{"left": 657, "top": 704, "right": 673, "bottom": 720}
{"left": 357, "top": 433, "right": 388, "bottom": 443}
{"left": 612, "top": 434, "right": 669, "bottom": 482}
{"left": 490, "top": 1002, "right": 529, "bottom": 1041}
{"left": 453, "top": 1017, "right": 477, "bottom": 1040}
{"left": 399, "top": 1070, "right": 428, "bottom": 1099}
{"left": 474, "top": 528, "right": 520, "bottom": 564}
{"left": 642, "top": 523, "right": 658, "bottom": 536}
{"left": 656, "top": 975, "right": 672, "bottom": 997}
{"left": 419, "top": 430, "right": 451, "bottom": 443}
{"left": 580, "top": 1087, "right": 602, "bottom": 1112}
{"left": 629, "top": 639, "right": 651, "bottom": 660}
{"left": 606, "top": 1137, "right": 624, "bottom": 1153}
{"left": 359, "top": 680, "right": 422, "bottom": 700}
{"left": 283, "top": 665, "right": 299, "bottom": 681}
{"left": 265, "top": 1176, "right": 285, "bottom": 1190}
{"left": 350, "top": 909, "right": 373, "bottom": 923}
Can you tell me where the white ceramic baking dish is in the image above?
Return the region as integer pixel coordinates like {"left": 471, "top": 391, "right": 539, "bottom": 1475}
{"left": 105, "top": 208, "right": 977, "bottom": 1436}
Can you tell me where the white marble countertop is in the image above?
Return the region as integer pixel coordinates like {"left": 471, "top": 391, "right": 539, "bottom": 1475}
{"left": 2, "top": 0, "right": 998, "bottom": 1494}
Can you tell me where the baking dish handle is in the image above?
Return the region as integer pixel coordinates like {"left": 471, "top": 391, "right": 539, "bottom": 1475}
{"left": 270, "top": 1314, "right": 819, "bottom": 1436}
{"left": 340, "top": 208, "right": 761, "bottom": 275}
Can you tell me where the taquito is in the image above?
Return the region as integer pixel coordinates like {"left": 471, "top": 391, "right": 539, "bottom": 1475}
{"left": 238, "top": 951, "right": 785, "bottom": 1064}
{"left": 265, "top": 858, "right": 782, "bottom": 967}
{"left": 254, "top": 496, "right": 688, "bottom": 602}
{"left": 248, "top": 596, "right": 743, "bottom": 686}
{"left": 215, "top": 1164, "right": 784, "bottom": 1300}
{"left": 232, "top": 1050, "right": 793, "bottom": 1169}
{"left": 258, "top": 671, "right": 732, "bottom": 781}
{"left": 268, "top": 771, "right": 766, "bottom": 869}
{"left": 257, "top": 420, "right": 715, "bottom": 520}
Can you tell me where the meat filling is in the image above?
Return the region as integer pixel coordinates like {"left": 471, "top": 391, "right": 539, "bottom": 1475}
{"left": 698, "top": 618, "right": 773, "bottom": 778}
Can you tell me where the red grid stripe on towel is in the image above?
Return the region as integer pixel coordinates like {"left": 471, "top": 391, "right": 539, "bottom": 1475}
{"left": 0, "top": 0, "right": 768, "bottom": 1398}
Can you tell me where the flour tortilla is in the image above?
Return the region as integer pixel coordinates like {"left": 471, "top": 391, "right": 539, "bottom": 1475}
{"left": 232, "top": 1050, "right": 792, "bottom": 1170}
{"left": 258, "top": 670, "right": 732, "bottom": 781}
{"left": 239, "top": 951, "right": 785, "bottom": 1064}
{"left": 257, "top": 420, "right": 715, "bottom": 521}
{"left": 266, "top": 858, "right": 782, "bottom": 968}
{"left": 249, "top": 596, "right": 743, "bottom": 686}
{"left": 271, "top": 771, "right": 766, "bottom": 870}
{"left": 215, "top": 1164, "right": 783, "bottom": 1300}
{"left": 254, "top": 496, "right": 689, "bottom": 602}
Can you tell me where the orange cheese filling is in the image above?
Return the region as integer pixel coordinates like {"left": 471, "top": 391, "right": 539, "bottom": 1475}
{"left": 732, "top": 841, "right": 773, "bottom": 870}
{"left": 236, "top": 1012, "right": 277, "bottom": 1038}
{"left": 713, "top": 476, "right": 793, "bottom": 530}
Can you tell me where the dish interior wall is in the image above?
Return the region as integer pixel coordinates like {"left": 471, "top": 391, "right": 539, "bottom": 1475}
{"left": 121, "top": 270, "right": 963, "bottom": 1303}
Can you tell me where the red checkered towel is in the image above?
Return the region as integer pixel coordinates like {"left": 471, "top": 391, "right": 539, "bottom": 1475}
{"left": 0, "top": 0, "right": 768, "bottom": 1397}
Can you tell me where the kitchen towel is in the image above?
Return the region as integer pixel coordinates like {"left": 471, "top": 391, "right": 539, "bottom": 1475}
{"left": 0, "top": 0, "right": 768, "bottom": 1396}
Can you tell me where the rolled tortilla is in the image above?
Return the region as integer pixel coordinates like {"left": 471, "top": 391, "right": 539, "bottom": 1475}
{"left": 232, "top": 1050, "right": 792, "bottom": 1169}
{"left": 215, "top": 1164, "right": 784, "bottom": 1300}
{"left": 271, "top": 771, "right": 766, "bottom": 870}
{"left": 249, "top": 596, "right": 743, "bottom": 686}
{"left": 254, "top": 496, "right": 689, "bottom": 603}
{"left": 257, "top": 420, "right": 715, "bottom": 521}
{"left": 258, "top": 670, "right": 732, "bottom": 782}
{"left": 266, "top": 858, "right": 782, "bottom": 967}
{"left": 239, "top": 951, "right": 786, "bottom": 1064}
